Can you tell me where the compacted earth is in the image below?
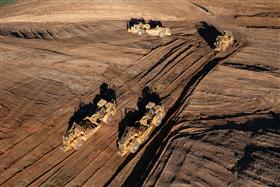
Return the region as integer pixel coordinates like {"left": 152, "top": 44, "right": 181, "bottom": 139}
{"left": 0, "top": 1, "right": 279, "bottom": 186}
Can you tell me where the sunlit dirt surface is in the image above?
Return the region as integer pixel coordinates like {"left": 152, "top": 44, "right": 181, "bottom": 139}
{"left": 0, "top": 1, "right": 279, "bottom": 186}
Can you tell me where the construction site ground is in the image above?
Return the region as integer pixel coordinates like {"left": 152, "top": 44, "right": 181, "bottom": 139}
{"left": 0, "top": 0, "right": 280, "bottom": 186}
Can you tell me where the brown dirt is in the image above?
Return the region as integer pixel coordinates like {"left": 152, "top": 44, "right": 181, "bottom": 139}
{"left": 0, "top": 0, "right": 279, "bottom": 186}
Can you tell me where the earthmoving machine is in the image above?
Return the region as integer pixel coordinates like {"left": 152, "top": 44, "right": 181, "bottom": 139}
{"left": 127, "top": 18, "right": 171, "bottom": 37}
{"left": 145, "top": 26, "right": 172, "bottom": 38}
{"left": 61, "top": 99, "right": 117, "bottom": 152}
{"left": 118, "top": 102, "right": 165, "bottom": 156}
{"left": 214, "top": 31, "right": 234, "bottom": 52}
{"left": 127, "top": 18, "right": 150, "bottom": 35}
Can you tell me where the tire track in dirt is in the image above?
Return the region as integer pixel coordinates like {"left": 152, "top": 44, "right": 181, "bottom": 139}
{"left": 117, "top": 36, "right": 243, "bottom": 186}
{"left": 0, "top": 85, "right": 96, "bottom": 158}
{"left": 144, "top": 114, "right": 279, "bottom": 186}
{"left": 0, "top": 80, "right": 105, "bottom": 185}
{"left": 26, "top": 34, "right": 200, "bottom": 186}
{"left": 41, "top": 41, "right": 190, "bottom": 186}
{"left": 101, "top": 38, "right": 216, "bottom": 185}
{"left": 2, "top": 25, "right": 243, "bottom": 186}
{"left": 98, "top": 36, "right": 215, "bottom": 185}
{"left": 1, "top": 52, "right": 144, "bottom": 186}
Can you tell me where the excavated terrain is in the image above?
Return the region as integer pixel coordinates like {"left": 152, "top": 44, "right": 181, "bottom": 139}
{"left": 0, "top": 0, "right": 279, "bottom": 186}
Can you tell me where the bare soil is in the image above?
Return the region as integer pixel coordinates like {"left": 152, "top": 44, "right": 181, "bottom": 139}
{"left": 0, "top": 1, "right": 279, "bottom": 186}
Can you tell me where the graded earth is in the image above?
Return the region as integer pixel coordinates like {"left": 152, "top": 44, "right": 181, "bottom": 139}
{"left": 0, "top": 1, "right": 279, "bottom": 186}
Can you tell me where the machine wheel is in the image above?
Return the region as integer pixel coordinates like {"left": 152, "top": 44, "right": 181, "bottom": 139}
{"left": 103, "top": 114, "right": 113, "bottom": 124}
{"left": 134, "top": 25, "right": 141, "bottom": 30}
{"left": 155, "top": 118, "right": 162, "bottom": 127}
{"left": 144, "top": 24, "right": 151, "bottom": 30}
{"left": 82, "top": 119, "right": 95, "bottom": 128}
{"left": 107, "top": 114, "right": 113, "bottom": 122}
{"left": 220, "top": 43, "right": 227, "bottom": 52}
{"left": 130, "top": 141, "right": 140, "bottom": 153}
{"left": 152, "top": 116, "right": 162, "bottom": 127}
{"left": 137, "top": 29, "right": 144, "bottom": 35}
{"left": 159, "top": 31, "right": 165, "bottom": 38}
{"left": 73, "top": 140, "right": 84, "bottom": 150}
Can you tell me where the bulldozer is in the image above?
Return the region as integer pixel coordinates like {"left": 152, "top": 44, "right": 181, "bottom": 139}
{"left": 127, "top": 18, "right": 171, "bottom": 37}
{"left": 118, "top": 102, "right": 165, "bottom": 156}
{"left": 61, "top": 99, "right": 117, "bottom": 152}
{"left": 214, "top": 31, "right": 234, "bottom": 52}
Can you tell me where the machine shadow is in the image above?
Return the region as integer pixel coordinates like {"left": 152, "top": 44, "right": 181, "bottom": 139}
{"left": 127, "top": 18, "right": 145, "bottom": 29}
{"left": 118, "top": 108, "right": 140, "bottom": 139}
{"left": 137, "top": 86, "right": 162, "bottom": 114}
{"left": 118, "top": 86, "right": 162, "bottom": 139}
{"left": 127, "top": 18, "right": 162, "bottom": 29}
{"left": 197, "top": 21, "right": 221, "bottom": 48}
{"left": 67, "top": 83, "right": 116, "bottom": 131}
{"left": 147, "top": 20, "right": 162, "bottom": 28}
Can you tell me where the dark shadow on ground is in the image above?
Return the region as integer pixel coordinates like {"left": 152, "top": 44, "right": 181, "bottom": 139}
{"left": 127, "top": 18, "right": 145, "bottom": 29}
{"left": 127, "top": 18, "right": 163, "bottom": 30}
{"left": 118, "top": 108, "right": 140, "bottom": 139}
{"left": 137, "top": 86, "right": 162, "bottom": 114}
{"left": 147, "top": 20, "right": 162, "bottom": 28}
{"left": 232, "top": 144, "right": 280, "bottom": 177}
{"left": 197, "top": 21, "right": 221, "bottom": 48}
{"left": 211, "top": 112, "right": 280, "bottom": 133}
{"left": 67, "top": 83, "right": 116, "bottom": 131}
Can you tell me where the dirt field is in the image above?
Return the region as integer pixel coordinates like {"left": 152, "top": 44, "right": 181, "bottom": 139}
{"left": 0, "top": 0, "right": 280, "bottom": 186}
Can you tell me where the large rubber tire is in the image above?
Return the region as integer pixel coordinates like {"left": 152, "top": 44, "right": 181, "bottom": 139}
{"left": 82, "top": 119, "right": 95, "bottom": 128}
{"left": 155, "top": 118, "right": 162, "bottom": 127}
{"left": 107, "top": 114, "right": 113, "bottom": 123}
{"left": 103, "top": 114, "right": 112, "bottom": 124}
{"left": 159, "top": 31, "right": 165, "bottom": 38}
{"left": 144, "top": 24, "right": 151, "bottom": 30}
{"left": 137, "top": 29, "right": 144, "bottom": 36}
{"left": 221, "top": 43, "right": 228, "bottom": 52}
{"left": 73, "top": 140, "right": 84, "bottom": 150}
{"left": 130, "top": 142, "right": 140, "bottom": 153}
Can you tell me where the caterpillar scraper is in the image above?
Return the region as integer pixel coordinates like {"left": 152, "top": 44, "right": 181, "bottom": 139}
{"left": 118, "top": 102, "right": 165, "bottom": 156}
{"left": 61, "top": 99, "right": 117, "bottom": 152}
{"left": 127, "top": 18, "right": 171, "bottom": 37}
{"left": 214, "top": 31, "right": 234, "bottom": 52}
